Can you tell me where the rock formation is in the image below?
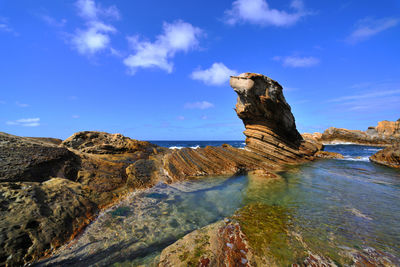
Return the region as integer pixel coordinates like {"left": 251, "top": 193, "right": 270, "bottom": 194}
{"left": 303, "top": 119, "right": 400, "bottom": 146}
{"left": 230, "top": 73, "right": 320, "bottom": 161}
{"left": 370, "top": 145, "right": 400, "bottom": 168}
{"left": 0, "top": 73, "right": 322, "bottom": 266}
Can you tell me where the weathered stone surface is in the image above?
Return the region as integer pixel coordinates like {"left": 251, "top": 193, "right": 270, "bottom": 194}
{"left": 230, "top": 73, "right": 320, "bottom": 163}
{"left": 0, "top": 178, "right": 97, "bottom": 266}
{"left": 62, "top": 131, "right": 159, "bottom": 154}
{"left": 0, "top": 132, "right": 167, "bottom": 265}
{"left": 314, "top": 151, "right": 344, "bottom": 159}
{"left": 304, "top": 119, "right": 400, "bottom": 146}
{"left": 1, "top": 72, "right": 323, "bottom": 265}
{"left": 370, "top": 145, "right": 400, "bottom": 168}
{"left": 0, "top": 132, "right": 79, "bottom": 183}
{"left": 159, "top": 202, "right": 400, "bottom": 267}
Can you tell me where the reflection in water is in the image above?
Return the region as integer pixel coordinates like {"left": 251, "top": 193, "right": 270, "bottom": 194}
{"left": 39, "top": 145, "right": 400, "bottom": 266}
{"left": 38, "top": 176, "right": 248, "bottom": 266}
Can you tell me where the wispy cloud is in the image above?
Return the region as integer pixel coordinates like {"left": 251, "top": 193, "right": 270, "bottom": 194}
{"left": 273, "top": 56, "right": 319, "bottom": 67}
{"left": 71, "top": 0, "right": 119, "bottom": 55}
{"left": 184, "top": 101, "right": 214, "bottom": 110}
{"left": 124, "top": 20, "right": 203, "bottom": 74}
{"left": 16, "top": 101, "right": 29, "bottom": 108}
{"left": 329, "top": 89, "right": 400, "bottom": 102}
{"left": 6, "top": 118, "right": 40, "bottom": 127}
{"left": 327, "top": 82, "right": 400, "bottom": 114}
{"left": 41, "top": 15, "right": 67, "bottom": 27}
{"left": 190, "top": 62, "right": 238, "bottom": 86}
{"left": 347, "top": 17, "right": 399, "bottom": 44}
{"left": 0, "top": 17, "right": 18, "bottom": 36}
{"left": 72, "top": 115, "right": 80, "bottom": 119}
{"left": 224, "top": 0, "right": 311, "bottom": 27}
{"left": 177, "top": 115, "right": 185, "bottom": 121}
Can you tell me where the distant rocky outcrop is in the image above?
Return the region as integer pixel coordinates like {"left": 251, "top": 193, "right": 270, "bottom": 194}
{"left": 303, "top": 120, "right": 400, "bottom": 146}
{"left": 0, "top": 73, "right": 322, "bottom": 266}
{"left": 370, "top": 144, "right": 400, "bottom": 168}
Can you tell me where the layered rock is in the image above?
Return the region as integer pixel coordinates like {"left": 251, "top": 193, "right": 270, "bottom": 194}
{"left": 230, "top": 73, "right": 319, "bottom": 162}
{"left": 0, "top": 72, "right": 322, "bottom": 265}
{"left": 0, "top": 131, "right": 166, "bottom": 266}
{"left": 304, "top": 119, "right": 400, "bottom": 146}
{"left": 370, "top": 145, "right": 400, "bottom": 168}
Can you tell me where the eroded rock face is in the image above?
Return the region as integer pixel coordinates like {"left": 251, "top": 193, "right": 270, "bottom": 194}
{"left": 1, "top": 72, "right": 323, "bottom": 265}
{"left": 0, "top": 132, "right": 166, "bottom": 265}
{"left": 370, "top": 145, "right": 400, "bottom": 168}
{"left": 230, "top": 73, "right": 319, "bottom": 162}
{"left": 62, "top": 131, "right": 159, "bottom": 154}
{"left": 304, "top": 120, "right": 400, "bottom": 146}
{"left": 0, "top": 178, "right": 97, "bottom": 266}
{"left": 0, "top": 132, "right": 79, "bottom": 183}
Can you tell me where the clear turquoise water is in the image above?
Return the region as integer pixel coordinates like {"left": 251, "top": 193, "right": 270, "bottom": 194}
{"left": 39, "top": 145, "right": 400, "bottom": 266}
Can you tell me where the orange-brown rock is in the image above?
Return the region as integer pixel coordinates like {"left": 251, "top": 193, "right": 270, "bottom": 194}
{"left": 0, "top": 73, "right": 323, "bottom": 265}
{"left": 369, "top": 144, "right": 400, "bottom": 168}
{"left": 314, "top": 151, "right": 344, "bottom": 159}
{"left": 230, "top": 73, "right": 320, "bottom": 162}
{"left": 305, "top": 119, "right": 400, "bottom": 146}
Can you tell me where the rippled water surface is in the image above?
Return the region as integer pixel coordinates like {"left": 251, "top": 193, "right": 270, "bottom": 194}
{"left": 40, "top": 145, "right": 400, "bottom": 266}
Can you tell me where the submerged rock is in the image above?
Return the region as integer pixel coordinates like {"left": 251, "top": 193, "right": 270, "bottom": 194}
{"left": 314, "top": 151, "right": 344, "bottom": 159}
{"left": 370, "top": 144, "right": 400, "bottom": 168}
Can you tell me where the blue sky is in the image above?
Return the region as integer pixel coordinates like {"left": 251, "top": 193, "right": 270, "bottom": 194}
{"left": 1, "top": 0, "right": 399, "bottom": 140}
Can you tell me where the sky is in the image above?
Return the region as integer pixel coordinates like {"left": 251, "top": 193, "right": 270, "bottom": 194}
{"left": 0, "top": 0, "right": 399, "bottom": 140}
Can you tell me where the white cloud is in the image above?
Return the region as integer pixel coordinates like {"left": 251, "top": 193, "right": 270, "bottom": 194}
{"left": 224, "top": 0, "right": 310, "bottom": 27}
{"left": 16, "top": 101, "right": 29, "bottom": 107}
{"left": 72, "top": 0, "right": 119, "bottom": 55}
{"left": 184, "top": 101, "right": 214, "bottom": 110}
{"left": 347, "top": 17, "right": 399, "bottom": 44}
{"left": 177, "top": 115, "right": 185, "bottom": 120}
{"left": 76, "top": 0, "right": 120, "bottom": 20}
{"left": 41, "top": 15, "right": 67, "bottom": 27}
{"left": 329, "top": 89, "right": 400, "bottom": 102}
{"left": 273, "top": 56, "right": 319, "bottom": 67}
{"left": 6, "top": 118, "right": 40, "bottom": 127}
{"left": 0, "top": 17, "right": 17, "bottom": 35}
{"left": 124, "top": 20, "right": 203, "bottom": 74}
{"left": 73, "top": 21, "right": 116, "bottom": 54}
{"left": 190, "top": 62, "right": 238, "bottom": 86}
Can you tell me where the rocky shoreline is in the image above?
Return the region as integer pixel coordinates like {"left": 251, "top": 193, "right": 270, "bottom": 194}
{"left": 1, "top": 73, "right": 399, "bottom": 266}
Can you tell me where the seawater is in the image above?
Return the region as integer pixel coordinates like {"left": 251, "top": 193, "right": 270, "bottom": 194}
{"left": 39, "top": 144, "right": 400, "bottom": 266}
{"left": 148, "top": 140, "right": 246, "bottom": 149}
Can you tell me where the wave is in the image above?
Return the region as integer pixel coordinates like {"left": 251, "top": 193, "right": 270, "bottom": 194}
{"left": 324, "top": 141, "right": 355, "bottom": 145}
{"left": 169, "top": 145, "right": 200, "bottom": 149}
{"left": 365, "top": 148, "right": 381, "bottom": 152}
{"left": 340, "top": 156, "right": 370, "bottom": 162}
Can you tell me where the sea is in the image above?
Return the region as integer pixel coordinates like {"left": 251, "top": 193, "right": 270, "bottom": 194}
{"left": 38, "top": 143, "right": 400, "bottom": 266}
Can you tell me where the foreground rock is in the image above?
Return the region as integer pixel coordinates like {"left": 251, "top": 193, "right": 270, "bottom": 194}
{"left": 0, "top": 73, "right": 322, "bottom": 265}
{"left": 370, "top": 145, "right": 400, "bottom": 168}
{"left": 0, "top": 131, "right": 165, "bottom": 266}
{"left": 304, "top": 119, "right": 400, "bottom": 146}
{"left": 159, "top": 203, "right": 400, "bottom": 267}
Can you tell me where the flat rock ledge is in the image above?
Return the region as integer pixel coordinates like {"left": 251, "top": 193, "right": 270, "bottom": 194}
{"left": 303, "top": 119, "right": 400, "bottom": 147}
{"left": 370, "top": 144, "right": 400, "bottom": 168}
{"left": 0, "top": 73, "right": 323, "bottom": 266}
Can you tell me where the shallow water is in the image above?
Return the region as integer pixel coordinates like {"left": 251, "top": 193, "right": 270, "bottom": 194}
{"left": 39, "top": 145, "right": 400, "bottom": 266}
